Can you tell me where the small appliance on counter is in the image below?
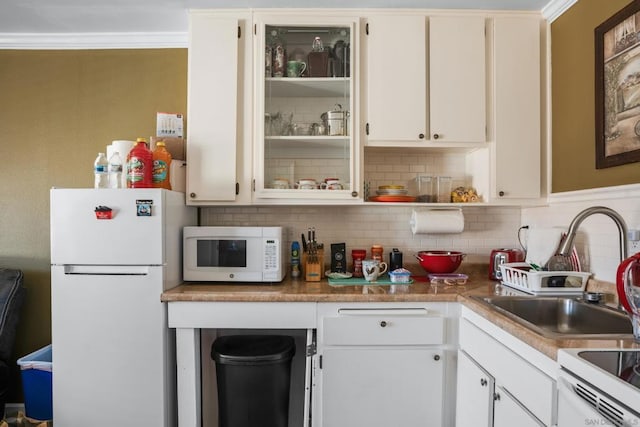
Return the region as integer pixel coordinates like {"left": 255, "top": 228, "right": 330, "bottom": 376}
{"left": 183, "top": 226, "right": 285, "bottom": 283}
{"left": 489, "top": 248, "right": 524, "bottom": 280}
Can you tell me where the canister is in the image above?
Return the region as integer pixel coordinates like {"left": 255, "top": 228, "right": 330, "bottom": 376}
{"left": 327, "top": 104, "right": 348, "bottom": 136}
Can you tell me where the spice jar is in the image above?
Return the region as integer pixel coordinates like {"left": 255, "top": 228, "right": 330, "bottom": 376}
{"left": 371, "top": 245, "right": 384, "bottom": 262}
{"left": 351, "top": 249, "right": 366, "bottom": 278}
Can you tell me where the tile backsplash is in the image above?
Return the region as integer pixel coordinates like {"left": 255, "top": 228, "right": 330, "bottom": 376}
{"left": 201, "top": 205, "right": 523, "bottom": 272}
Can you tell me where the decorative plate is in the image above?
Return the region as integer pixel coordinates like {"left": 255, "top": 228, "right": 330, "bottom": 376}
{"left": 325, "top": 271, "right": 353, "bottom": 279}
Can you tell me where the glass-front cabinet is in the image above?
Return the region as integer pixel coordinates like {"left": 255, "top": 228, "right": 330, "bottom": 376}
{"left": 253, "top": 15, "right": 359, "bottom": 201}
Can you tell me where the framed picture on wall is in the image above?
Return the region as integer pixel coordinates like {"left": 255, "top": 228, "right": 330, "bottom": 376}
{"left": 595, "top": 0, "right": 640, "bottom": 169}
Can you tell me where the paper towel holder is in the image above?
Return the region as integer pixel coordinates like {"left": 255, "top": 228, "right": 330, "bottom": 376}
{"left": 409, "top": 208, "right": 465, "bottom": 234}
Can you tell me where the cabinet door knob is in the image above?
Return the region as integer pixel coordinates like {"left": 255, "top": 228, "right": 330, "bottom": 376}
{"left": 494, "top": 392, "right": 501, "bottom": 401}
{"left": 433, "top": 133, "right": 440, "bottom": 139}
{"left": 351, "top": 191, "right": 358, "bottom": 198}
{"left": 379, "top": 321, "right": 387, "bottom": 327}
{"left": 190, "top": 192, "right": 196, "bottom": 198}
{"left": 498, "top": 191, "right": 505, "bottom": 197}
{"left": 419, "top": 133, "right": 425, "bottom": 139}
{"left": 480, "top": 378, "right": 487, "bottom": 386}
{"left": 433, "top": 354, "right": 440, "bottom": 361}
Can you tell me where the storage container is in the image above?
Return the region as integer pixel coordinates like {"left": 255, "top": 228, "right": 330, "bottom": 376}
{"left": 17, "top": 345, "right": 52, "bottom": 421}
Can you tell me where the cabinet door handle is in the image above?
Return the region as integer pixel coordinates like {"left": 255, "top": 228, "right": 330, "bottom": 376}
{"left": 189, "top": 192, "right": 196, "bottom": 198}
{"left": 498, "top": 191, "right": 505, "bottom": 197}
{"left": 433, "top": 133, "right": 440, "bottom": 139}
{"left": 480, "top": 378, "right": 487, "bottom": 386}
{"left": 494, "top": 392, "right": 501, "bottom": 401}
{"left": 433, "top": 354, "right": 440, "bottom": 361}
{"left": 419, "top": 133, "right": 425, "bottom": 139}
{"left": 379, "top": 320, "right": 387, "bottom": 327}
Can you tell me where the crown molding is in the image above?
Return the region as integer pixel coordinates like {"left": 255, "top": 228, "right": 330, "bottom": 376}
{"left": 541, "top": 0, "right": 578, "bottom": 23}
{"left": 0, "top": 32, "right": 187, "bottom": 49}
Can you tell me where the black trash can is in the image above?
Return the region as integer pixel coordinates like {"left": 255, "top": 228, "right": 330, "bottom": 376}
{"left": 211, "top": 335, "right": 296, "bottom": 427}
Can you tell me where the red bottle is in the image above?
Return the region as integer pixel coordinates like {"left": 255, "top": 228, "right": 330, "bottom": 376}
{"left": 126, "top": 138, "right": 153, "bottom": 188}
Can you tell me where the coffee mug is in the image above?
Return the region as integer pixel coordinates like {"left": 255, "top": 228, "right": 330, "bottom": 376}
{"left": 295, "top": 179, "right": 317, "bottom": 190}
{"left": 321, "top": 179, "right": 343, "bottom": 190}
{"left": 287, "top": 60, "right": 307, "bottom": 78}
{"left": 271, "top": 178, "right": 289, "bottom": 189}
{"left": 362, "top": 259, "right": 388, "bottom": 282}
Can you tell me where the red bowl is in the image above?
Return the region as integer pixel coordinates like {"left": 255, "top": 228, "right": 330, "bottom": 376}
{"left": 415, "top": 251, "right": 465, "bottom": 274}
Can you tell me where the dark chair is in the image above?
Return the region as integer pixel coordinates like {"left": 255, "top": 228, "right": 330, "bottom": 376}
{"left": 0, "top": 268, "right": 26, "bottom": 418}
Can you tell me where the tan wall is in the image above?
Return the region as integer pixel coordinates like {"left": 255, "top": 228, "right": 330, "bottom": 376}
{"left": 551, "top": 0, "right": 640, "bottom": 192}
{"left": 0, "top": 49, "right": 187, "bottom": 397}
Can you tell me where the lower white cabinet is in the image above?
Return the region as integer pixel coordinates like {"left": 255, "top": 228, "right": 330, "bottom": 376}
{"left": 493, "top": 385, "right": 545, "bottom": 427}
{"left": 456, "top": 350, "right": 545, "bottom": 427}
{"left": 457, "top": 311, "right": 555, "bottom": 426}
{"left": 314, "top": 303, "right": 457, "bottom": 427}
{"left": 456, "top": 350, "right": 493, "bottom": 427}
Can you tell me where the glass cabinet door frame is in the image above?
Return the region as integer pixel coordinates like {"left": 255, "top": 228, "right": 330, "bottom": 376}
{"left": 253, "top": 13, "right": 360, "bottom": 201}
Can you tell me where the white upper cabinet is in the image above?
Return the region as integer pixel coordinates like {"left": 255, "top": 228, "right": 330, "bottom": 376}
{"left": 186, "top": 12, "right": 253, "bottom": 205}
{"left": 366, "top": 15, "right": 427, "bottom": 143}
{"left": 429, "top": 15, "right": 486, "bottom": 143}
{"left": 365, "top": 14, "right": 486, "bottom": 147}
{"left": 253, "top": 14, "right": 360, "bottom": 202}
{"left": 492, "top": 16, "right": 541, "bottom": 201}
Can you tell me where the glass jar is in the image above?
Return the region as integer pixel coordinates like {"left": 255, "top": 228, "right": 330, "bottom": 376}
{"left": 351, "top": 249, "right": 366, "bottom": 278}
{"left": 371, "top": 245, "right": 384, "bottom": 263}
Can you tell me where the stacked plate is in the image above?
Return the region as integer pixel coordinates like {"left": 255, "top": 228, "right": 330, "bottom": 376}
{"left": 376, "top": 185, "right": 408, "bottom": 196}
{"left": 369, "top": 185, "right": 416, "bottom": 202}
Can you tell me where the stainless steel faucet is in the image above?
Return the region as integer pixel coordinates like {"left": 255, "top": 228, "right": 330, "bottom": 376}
{"left": 557, "top": 206, "right": 628, "bottom": 263}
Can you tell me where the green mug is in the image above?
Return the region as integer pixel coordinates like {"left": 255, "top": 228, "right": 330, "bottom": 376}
{"left": 286, "top": 60, "right": 307, "bottom": 77}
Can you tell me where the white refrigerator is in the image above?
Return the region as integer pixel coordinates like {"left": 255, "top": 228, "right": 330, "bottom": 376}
{"left": 50, "top": 188, "right": 196, "bottom": 426}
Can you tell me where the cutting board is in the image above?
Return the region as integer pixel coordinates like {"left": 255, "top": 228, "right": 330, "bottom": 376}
{"left": 328, "top": 275, "right": 414, "bottom": 286}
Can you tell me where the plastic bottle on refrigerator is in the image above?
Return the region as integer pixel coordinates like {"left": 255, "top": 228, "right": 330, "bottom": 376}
{"left": 93, "top": 152, "right": 108, "bottom": 189}
{"left": 126, "top": 138, "right": 153, "bottom": 188}
{"left": 107, "top": 151, "right": 123, "bottom": 189}
{"left": 152, "top": 141, "right": 172, "bottom": 190}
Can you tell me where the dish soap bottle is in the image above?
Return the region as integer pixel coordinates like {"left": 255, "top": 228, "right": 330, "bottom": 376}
{"left": 291, "top": 241, "right": 301, "bottom": 278}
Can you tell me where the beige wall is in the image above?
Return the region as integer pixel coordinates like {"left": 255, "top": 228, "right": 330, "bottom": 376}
{"left": 551, "top": 0, "right": 640, "bottom": 192}
{"left": 0, "top": 49, "right": 187, "bottom": 397}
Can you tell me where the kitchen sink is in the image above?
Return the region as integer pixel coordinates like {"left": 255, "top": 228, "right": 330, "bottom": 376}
{"left": 471, "top": 295, "right": 633, "bottom": 339}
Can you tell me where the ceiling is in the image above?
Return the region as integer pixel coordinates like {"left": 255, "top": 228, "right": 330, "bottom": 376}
{"left": 2, "top": 0, "right": 555, "bottom": 34}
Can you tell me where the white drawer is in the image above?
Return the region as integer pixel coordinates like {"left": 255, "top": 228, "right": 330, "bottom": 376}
{"left": 322, "top": 308, "right": 444, "bottom": 346}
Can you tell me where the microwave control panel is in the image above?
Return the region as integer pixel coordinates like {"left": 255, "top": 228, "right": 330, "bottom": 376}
{"left": 263, "top": 238, "right": 280, "bottom": 279}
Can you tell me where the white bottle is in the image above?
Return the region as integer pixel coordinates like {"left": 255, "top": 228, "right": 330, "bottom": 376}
{"left": 108, "top": 151, "right": 123, "bottom": 189}
{"left": 94, "top": 153, "right": 109, "bottom": 189}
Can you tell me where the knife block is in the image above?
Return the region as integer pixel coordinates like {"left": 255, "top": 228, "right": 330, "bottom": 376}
{"left": 302, "top": 248, "right": 324, "bottom": 281}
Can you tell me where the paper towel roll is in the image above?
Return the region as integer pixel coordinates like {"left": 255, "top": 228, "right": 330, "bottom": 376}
{"left": 107, "top": 140, "right": 135, "bottom": 160}
{"left": 106, "top": 140, "right": 135, "bottom": 188}
{"left": 410, "top": 209, "right": 464, "bottom": 234}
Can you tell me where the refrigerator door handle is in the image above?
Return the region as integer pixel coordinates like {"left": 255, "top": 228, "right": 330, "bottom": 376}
{"left": 63, "top": 265, "right": 152, "bottom": 276}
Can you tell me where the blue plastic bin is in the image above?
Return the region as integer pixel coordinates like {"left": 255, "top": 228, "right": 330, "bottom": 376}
{"left": 17, "top": 344, "right": 52, "bottom": 421}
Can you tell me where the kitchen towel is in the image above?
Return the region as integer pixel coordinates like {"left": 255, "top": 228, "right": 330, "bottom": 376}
{"left": 410, "top": 208, "right": 464, "bottom": 234}
{"left": 524, "top": 226, "right": 566, "bottom": 268}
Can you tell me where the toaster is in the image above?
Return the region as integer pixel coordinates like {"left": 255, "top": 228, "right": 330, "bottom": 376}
{"left": 489, "top": 248, "right": 524, "bottom": 280}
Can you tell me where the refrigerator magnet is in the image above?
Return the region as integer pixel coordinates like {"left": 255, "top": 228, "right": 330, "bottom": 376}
{"left": 136, "top": 200, "right": 153, "bottom": 216}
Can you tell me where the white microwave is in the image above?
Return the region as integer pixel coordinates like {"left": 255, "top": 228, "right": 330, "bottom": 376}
{"left": 183, "top": 226, "right": 285, "bottom": 283}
